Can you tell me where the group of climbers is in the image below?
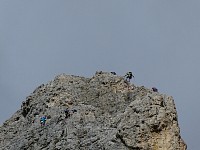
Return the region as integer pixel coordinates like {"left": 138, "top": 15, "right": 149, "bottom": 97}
{"left": 39, "top": 108, "right": 77, "bottom": 126}
{"left": 112, "top": 71, "right": 158, "bottom": 92}
{"left": 38, "top": 71, "right": 157, "bottom": 127}
{"left": 111, "top": 71, "right": 134, "bottom": 82}
{"left": 124, "top": 72, "right": 158, "bottom": 92}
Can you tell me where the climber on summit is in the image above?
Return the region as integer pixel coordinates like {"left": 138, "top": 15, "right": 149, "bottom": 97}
{"left": 152, "top": 87, "right": 158, "bottom": 92}
{"left": 40, "top": 116, "right": 47, "bottom": 126}
{"left": 125, "top": 72, "right": 134, "bottom": 82}
{"left": 111, "top": 72, "right": 116, "bottom": 75}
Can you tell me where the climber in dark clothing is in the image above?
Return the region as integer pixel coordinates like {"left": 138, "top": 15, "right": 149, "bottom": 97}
{"left": 40, "top": 116, "right": 47, "bottom": 126}
{"left": 111, "top": 72, "right": 116, "bottom": 75}
{"left": 64, "top": 109, "right": 77, "bottom": 118}
{"left": 64, "top": 109, "right": 70, "bottom": 118}
{"left": 71, "top": 109, "right": 77, "bottom": 113}
{"left": 152, "top": 87, "right": 158, "bottom": 92}
{"left": 125, "top": 72, "right": 134, "bottom": 82}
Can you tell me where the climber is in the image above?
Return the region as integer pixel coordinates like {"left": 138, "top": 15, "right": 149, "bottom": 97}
{"left": 71, "top": 109, "right": 77, "bottom": 113}
{"left": 125, "top": 72, "right": 134, "bottom": 82}
{"left": 111, "top": 72, "right": 116, "bottom": 75}
{"left": 40, "top": 116, "right": 47, "bottom": 126}
{"left": 64, "top": 108, "right": 77, "bottom": 118}
{"left": 64, "top": 109, "right": 70, "bottom": 118}
{"left": 152, "top": 87, "right": 158, "bottom": 92}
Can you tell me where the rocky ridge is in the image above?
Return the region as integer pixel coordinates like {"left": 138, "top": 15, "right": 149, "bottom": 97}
{"left": 0, "top": 71, "right": 187, "bottom": 150}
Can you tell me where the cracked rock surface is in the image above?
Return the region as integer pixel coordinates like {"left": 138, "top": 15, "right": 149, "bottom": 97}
{"left": 0, "top": 71, "right": 187, "bottom": 150}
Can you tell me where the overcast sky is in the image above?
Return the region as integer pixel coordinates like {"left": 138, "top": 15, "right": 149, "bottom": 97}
{"left": 0, "top": 1, "right": 199, "bottom": 149}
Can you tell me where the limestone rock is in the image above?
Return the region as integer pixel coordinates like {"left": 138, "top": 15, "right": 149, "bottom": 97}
{"left": 0, "top": 72, "right": 186, "bottom": 150}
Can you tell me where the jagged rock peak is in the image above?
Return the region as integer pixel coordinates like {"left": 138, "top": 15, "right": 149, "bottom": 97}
{"left": 0, "top": 71, "right": 187, "bottom": 150}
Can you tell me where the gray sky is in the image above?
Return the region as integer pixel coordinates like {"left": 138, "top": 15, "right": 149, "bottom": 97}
{"left": 0, "top": 1, "right": 199, "bottom": 149}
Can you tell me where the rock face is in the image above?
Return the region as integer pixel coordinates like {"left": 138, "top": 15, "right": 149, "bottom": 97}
{"left": 0, "top": 71, "right": 186, "bottom": 150}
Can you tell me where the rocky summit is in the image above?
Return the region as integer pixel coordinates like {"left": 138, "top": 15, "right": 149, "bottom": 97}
{"left": 0, "top": 71, "right": 187, "bottom": 150}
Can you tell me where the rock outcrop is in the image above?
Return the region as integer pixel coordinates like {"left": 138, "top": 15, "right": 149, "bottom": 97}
{"left": 0, "top": 71, "right": 187, "bottom": 150}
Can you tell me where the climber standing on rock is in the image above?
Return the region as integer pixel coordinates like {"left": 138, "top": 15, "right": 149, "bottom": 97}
{"left": 40, "top": 116, "right": 47, "bottom": 126}
{"left": 125, "top": 72, "right": 134, "bottom": 82}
